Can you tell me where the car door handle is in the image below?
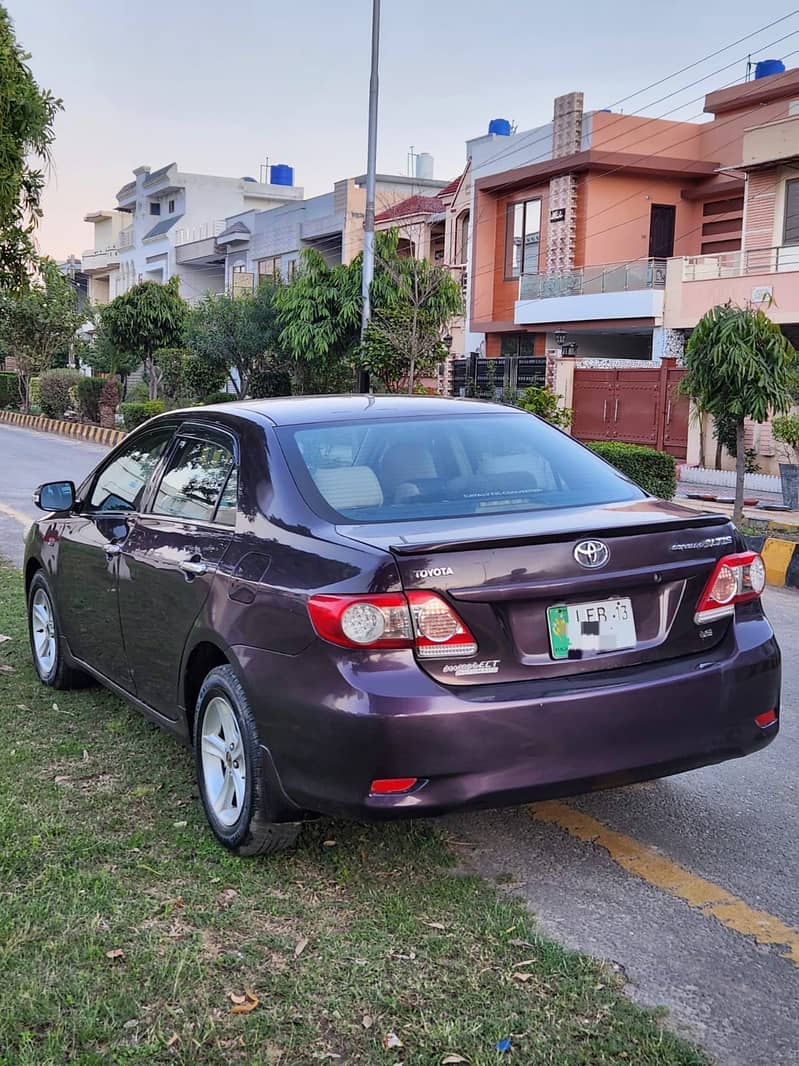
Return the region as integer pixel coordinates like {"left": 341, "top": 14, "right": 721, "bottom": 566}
{"left": 180, "top": 558, "right": 208, "bottom": 576}
{"left": 104, "top": 543, "right": 123, "bottom": 557}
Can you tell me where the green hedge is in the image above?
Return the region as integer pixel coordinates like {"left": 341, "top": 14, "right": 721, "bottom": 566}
{"left": 75, "top": 376, "right": 104, "bottom": 423}
{"left": 120, "top": 400, "right": 164, "bottom": 431}
{"left": 39, "top": 369, "right": 83, "bottom": 419}
{"left": 201, "top": 391, "right": 236, "bottom": 405}
{"left": 0, "top": 371, "right": 19, "bottom": 409}
{"left": 588, "top": 441, "right": 677, "bottom": 500}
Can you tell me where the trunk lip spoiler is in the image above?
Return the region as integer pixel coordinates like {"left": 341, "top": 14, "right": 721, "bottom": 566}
{"left": 388, "top": 512, "right": 732, "bottom": 556}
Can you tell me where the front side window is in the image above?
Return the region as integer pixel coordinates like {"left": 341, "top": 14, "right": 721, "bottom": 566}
{"left": 784, "top": 179, "right": 799, "bottom": 245}
{"left": 506, "top": 199, "right": 541, "bottom": 278}
{"left": 149, "top": 202, "right": 161, "bottom": 216}
{"left": 89, "top": 429, "right": 173, "bottom": 513}
{"left": 278, "top": 414, "right": 644, "bottom": 525}
{"left": 152, "top": 436, "right": 235, "bottom": 523}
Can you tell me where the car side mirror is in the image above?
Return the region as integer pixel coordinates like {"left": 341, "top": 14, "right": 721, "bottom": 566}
{"left": 34, "top": 481, "right": 76, "bottom": 513}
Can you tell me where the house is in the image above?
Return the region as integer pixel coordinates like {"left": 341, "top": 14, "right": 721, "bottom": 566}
{"left": 81, "top": 210, "right": 128, "bottom": 305}
{"left": 218, "top": 170, "right": 449, "bottom": 291}
{"left": 463, "top": 60, "right": 799, "bottom": 461}
{"left": 111, "top": 162, "right": 304, "bottom": 302}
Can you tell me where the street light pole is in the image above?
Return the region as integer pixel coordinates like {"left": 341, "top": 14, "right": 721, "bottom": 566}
{"left": 358, "top": 0, "right": 381, "bottom": 393}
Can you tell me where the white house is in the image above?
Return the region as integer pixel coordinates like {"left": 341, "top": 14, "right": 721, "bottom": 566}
{"left": 109, "top": 162, "right": 304, "bottom": 302}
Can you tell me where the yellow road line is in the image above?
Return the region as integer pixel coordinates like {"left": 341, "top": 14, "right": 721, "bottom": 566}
{"left": 531, "top": 800, "right": 799, "bottom": 967}
{"left": 0, "top": 501, "right": 31, "bottom": 529}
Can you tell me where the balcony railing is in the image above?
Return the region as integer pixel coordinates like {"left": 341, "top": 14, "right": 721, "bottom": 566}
{"left": 174, "top": 220, "right": 226, "bottom": 246}
{"left": 682, "top": 246, "right": 799, "bottom": 281}
{"left": 519, "top": 258, "right": 667, "bottom": 300}
{"left": 81, "top": 246, "right": 120, "bottom": 270}
{"left": 117, "top": 226, "right": 133, "bottom": 249}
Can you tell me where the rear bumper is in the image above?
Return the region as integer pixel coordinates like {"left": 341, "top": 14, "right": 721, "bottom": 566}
{"left": 235, "top": 613, "right": 781, "bottom": 822}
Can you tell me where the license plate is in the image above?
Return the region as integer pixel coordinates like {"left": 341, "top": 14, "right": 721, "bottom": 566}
{"left": 547, "top": 598, "right": 636, "bottom": 660}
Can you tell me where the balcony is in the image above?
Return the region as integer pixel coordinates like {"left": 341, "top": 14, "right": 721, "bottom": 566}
{"left": 515, "top": 258, "right": 667, "bottom": 326}
{"left": 665, "top": 249, "right": 799, "bottom": 329}
{"left": 681, "top": 246, "right": 799, "bottom": 280}
{"left": 117, "top": 226, "right": 133, "bottom": 250}
{"left": 174, "top": 220, "right": 226, "bottom": 246}
{"left": 81, "top": 246, "right": 120, "bottom": 273}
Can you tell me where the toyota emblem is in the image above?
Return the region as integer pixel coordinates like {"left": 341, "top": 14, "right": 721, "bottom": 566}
{"left": 573, "top": 540, "right": 610, "bottom": 569}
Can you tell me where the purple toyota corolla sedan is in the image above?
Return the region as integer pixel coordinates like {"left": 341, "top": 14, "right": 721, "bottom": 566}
{"left": 24, "top": 396, "right": 781, "bottom": 855}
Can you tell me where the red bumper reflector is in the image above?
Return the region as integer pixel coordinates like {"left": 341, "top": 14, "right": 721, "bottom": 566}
{"left": 370, "top": 777, "right": 418, "bottom": 795}
{"left": 754, "top": 710, "right": 778, "bottom": 728}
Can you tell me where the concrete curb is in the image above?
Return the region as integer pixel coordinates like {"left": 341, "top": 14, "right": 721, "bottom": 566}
{"left": 0, "top": 409, "right": 125, "bottom": 447}
{"left": 742, "top": 533, "right": 799, "bottom": 590}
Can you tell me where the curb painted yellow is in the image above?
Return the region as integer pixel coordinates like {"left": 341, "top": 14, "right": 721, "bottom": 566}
{"left": 0, "top": 501, "right": 32, "bottom": 530}
{"left": 531, "top": 801, "right": 799, "bottom": 967}
{"left": 761, "top": 539, "right": 793, "bottom": 587}
{"left": 0, "top": 409, "right": 125, "bottom": 448}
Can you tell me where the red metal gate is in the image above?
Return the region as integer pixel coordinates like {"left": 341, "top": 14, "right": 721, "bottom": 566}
{"left": 571, "top": 359, "right": 688, "bottom": 459}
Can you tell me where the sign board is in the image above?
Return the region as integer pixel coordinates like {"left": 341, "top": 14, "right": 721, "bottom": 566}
{"left": 549, "top": 207, "right": 566, "bottom": 224}
{"left": 751, "top": 285, "right": 773, "bottom": 304}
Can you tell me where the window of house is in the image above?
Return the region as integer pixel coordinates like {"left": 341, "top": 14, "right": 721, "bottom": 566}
{"left": 500, "top": 334, "right": 536, "bottom": 358}
{"left": 152, "top": 436, "right": 236, "bottom": 524}
{"left": 168, "top": 199, "right": 175, "bottom": 214}
{"left": 784, "top": 180, "right": 799, "bottom": 245}
{"left": 505, "top": 200, "right": 541, "bottom": 279}
{"left": 258, "top": 257, "right": 281, "bottom": 281}
{"left": 287, "top": 259, "right": 297, "bottom": 280}
{"left": 457, "top": 211, "right": 470, "bottom": 266}
{"left": 149, "top": 202, "right": 161, "bottom": 216}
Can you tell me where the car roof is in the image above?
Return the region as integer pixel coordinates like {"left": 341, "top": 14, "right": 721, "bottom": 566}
{"left": 192, "top": 394, "right": 520, "bottom": 427}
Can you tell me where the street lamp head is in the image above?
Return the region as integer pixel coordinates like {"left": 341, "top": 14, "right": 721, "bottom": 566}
{"left": 443, "top": 331, "right": 453, "bottom": 350}
{"left": 554, "top": 329, "right": 567, "bottom": 347}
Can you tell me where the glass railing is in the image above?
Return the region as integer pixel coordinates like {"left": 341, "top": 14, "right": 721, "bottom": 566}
{"left": 519, "top": 258, "right": 667, "bottom": 300}
{"left": 681, "top": 247, "right": 799, "bottom": 280}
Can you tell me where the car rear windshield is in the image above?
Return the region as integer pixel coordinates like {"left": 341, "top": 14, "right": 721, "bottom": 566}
{"left": 276, "top": 412, "right": 646, "bottom": 524}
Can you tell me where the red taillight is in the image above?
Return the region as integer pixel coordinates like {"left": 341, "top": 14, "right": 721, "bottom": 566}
{"left": 370, "top": 777, "right": 418, "bottom": 794}
{"left": 754, "top": 710, "right": 778, "bottom": 729}
{"left": 694, "top": 551, "right": 766, "bottom": 624}
{"left": 307, "top": 591, "right": 477, "bottom": 658}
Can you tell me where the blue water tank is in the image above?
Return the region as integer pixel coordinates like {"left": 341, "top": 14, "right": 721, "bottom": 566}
{"left": 488, "top": 118, "right": 512, "bottom": 137}
{"left": 270, "top": 164, "right": 294, "bottom": 186}
{"left": 755, "top": 59, "right": 786, "bottom": 80}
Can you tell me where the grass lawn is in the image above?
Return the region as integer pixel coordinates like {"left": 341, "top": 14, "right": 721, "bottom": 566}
{"left": 0, "top": 562, "right": 707, "bottom": 1066}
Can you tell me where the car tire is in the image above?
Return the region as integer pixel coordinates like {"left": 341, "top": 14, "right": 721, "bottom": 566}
{"left": 193, "top": 665, "right": 301, "bottom": 857}
{"left": 27, "top": 571, "right": 87, "bottom": 690}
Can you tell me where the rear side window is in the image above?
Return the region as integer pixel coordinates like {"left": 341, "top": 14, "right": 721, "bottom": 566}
{"left": 277, "top": 413, "right": 645, "bottom": 524}
{"left": 152, "top": 437, "right": 235, "bottom": 523}
{"left": 89, "top": 429, "right": 173, "bottom": 513}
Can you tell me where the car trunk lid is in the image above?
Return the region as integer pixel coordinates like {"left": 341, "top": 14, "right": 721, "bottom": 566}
{"left": 339, "top": 500, "right": 738, "bottom": 686}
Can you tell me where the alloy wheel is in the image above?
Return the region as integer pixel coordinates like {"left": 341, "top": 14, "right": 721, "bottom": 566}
{"left": 200, "top": 695, "right": 247, "bottom": 827}
{"left": 31, "top": 588, "right": 56, "bottom": 676}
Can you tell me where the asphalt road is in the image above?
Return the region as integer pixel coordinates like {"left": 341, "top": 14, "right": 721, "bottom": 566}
{"left": 1, "top": 422, "right": 797, "bottom": 1064}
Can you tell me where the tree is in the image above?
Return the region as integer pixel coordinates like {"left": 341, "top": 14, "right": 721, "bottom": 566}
{"left": 0, "top": 7, "right": 62, "bottom": 291}
{"left": 82, "top": 310, "right": 141, "bottom": 398}
{"left": 274, "top": 250, "right": 361, "bottom": 394}
{"left": 0, "top": 258, "right": 83, "bottom": 410}
{"left": 185, "top": 282, "right": 283, "bottom": 398}
{"left": 681, "top": 304, "right": 798, "bottom": 522}
{"left": 362, "top": 236, "right": 463, "bottom": 393}
{"left": 102, "top": 277, "right": 188, "bottom": 400}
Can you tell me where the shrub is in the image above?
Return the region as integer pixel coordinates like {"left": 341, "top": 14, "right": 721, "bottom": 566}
{"left": 249, "top": 365, "right": 291, "bottom": 399}
{"left": 75, "top": 376, "right": 104, "bottom": 423}
{"left": 29, "top": 376, "right": 41, "bottom": 409}
{"left": 515, "top": 385, "right": 571, "bottom": 428}
{"left": 39, "top": 369, "right": 83, "bottom": 419}
{"left": 0, "top": 371, "right": 19, "bottom": 409}
{"left": 120, "top": 400, "right": 164, "bottom": 430}
{"left": 772, "top": 413, "right": 799, "bottom": 463}
{"left": 99, "top": 378, "right": 121, "bottom": 409}
{"left": 201, "top": 391, "right": 236, "bottom": 405}
{"left": 588, "top": 441, "right": 677, "bottom": 500}
{"left": 183, "top": 353, "right": 226, "bottom": 403}
{"left": 127, "top": 381, "right": 150, "bottom": 403}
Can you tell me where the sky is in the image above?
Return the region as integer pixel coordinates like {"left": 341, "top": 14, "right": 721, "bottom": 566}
{"left": 8, "top": 0, "right": 798, "bottom": 259}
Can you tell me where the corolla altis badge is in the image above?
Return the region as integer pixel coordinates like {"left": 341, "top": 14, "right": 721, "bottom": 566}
{"left": 573, "top": 540, "right": 610, "bottom": 569}
{"left": 670, "top": 536, "right": 733, "bottom": 551}
{"left": 412, "top": 566, "right": 454, "bottom": 579}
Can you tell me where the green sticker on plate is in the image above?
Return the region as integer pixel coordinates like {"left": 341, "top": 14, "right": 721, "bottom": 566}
{"left": 547, "top": 605, "right": 571, "bottom": 660}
